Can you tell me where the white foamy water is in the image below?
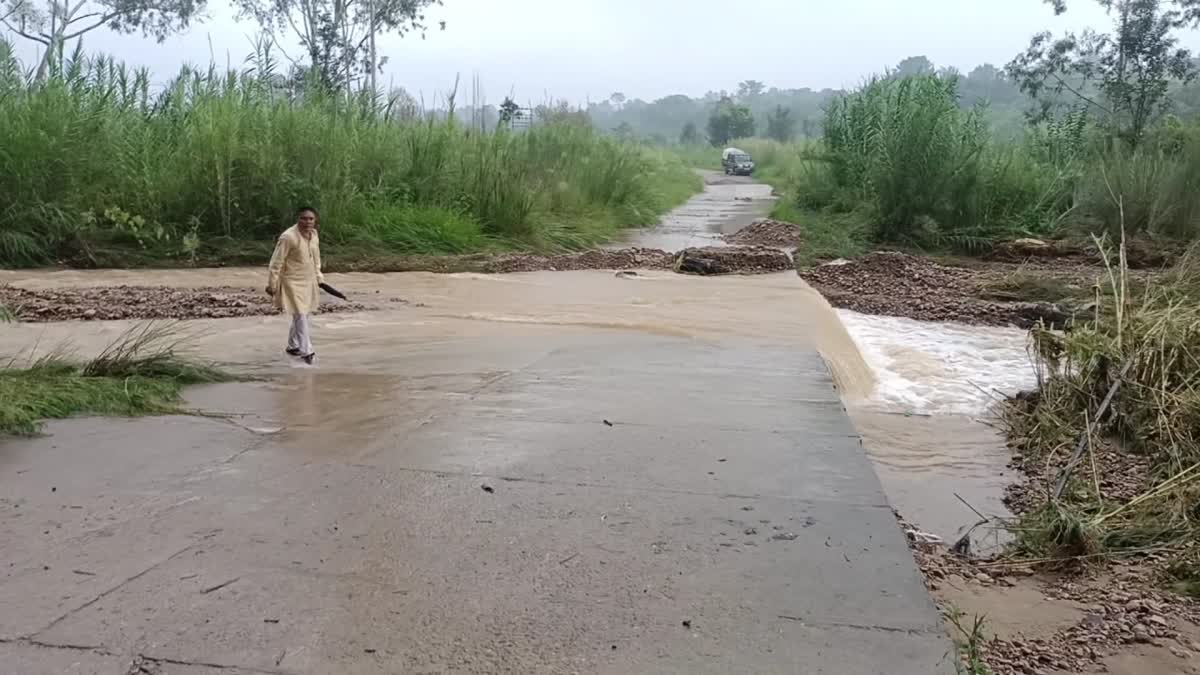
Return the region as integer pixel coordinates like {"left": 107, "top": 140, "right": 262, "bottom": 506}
{"left": 838, "top": 310, "right": 1038, "bottom": 416}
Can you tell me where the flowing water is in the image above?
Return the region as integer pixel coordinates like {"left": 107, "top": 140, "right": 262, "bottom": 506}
{"left": 839, "top": 312, "right": 1036, "bottom": 547}
{"left": 0, "top": 176, "right": 1037, "bottom": 545}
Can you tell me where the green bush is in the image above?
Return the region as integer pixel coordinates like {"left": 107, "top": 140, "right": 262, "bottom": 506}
{"left": 763, "top": 73, "right": 1200, "bottom": 251}
{"left": 818, "top": 74, "right": 1068, "bottom": 243}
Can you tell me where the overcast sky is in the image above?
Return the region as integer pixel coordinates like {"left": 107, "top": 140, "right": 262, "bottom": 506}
{"left": 6, "top": 0, "right": 1200, "bottom": 104}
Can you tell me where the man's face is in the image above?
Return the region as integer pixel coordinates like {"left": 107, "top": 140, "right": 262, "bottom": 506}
{"left": 297, "top": 210, "right": 317, "bottom": 236}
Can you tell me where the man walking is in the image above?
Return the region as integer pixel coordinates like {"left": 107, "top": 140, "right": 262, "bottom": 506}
{"left": 267, "top": 206, "right": 324, "bottom": 365}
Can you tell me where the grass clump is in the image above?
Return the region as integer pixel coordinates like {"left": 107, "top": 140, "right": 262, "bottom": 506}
{"left": 974, "top": 271, "right": 1089, "bottom": 304}
{"left": 1003, "top": 236, "right": 1200, "bottom": 570}
{"left": 945, "top": 608, "right": 992, "bottom": 675}
{"left": 0, "top": 323, "right": 229, "bottom": 435}
{"left": 0, "top": 41, "right": 700, "bottom": 268}
{"left": 771, "top": 200, "right": 868, "bottom": 267}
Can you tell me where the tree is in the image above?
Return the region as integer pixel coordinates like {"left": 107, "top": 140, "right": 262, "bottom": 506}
{"left": 534, "top": 99, "right": 590, "bottom": 128}
{"left": 737, "top": 79, "right": 765, "bottom": 100}
{"left": 235, "top": 0, "right": 443, "bottom": 93}
{"left": 679, "top": 120, "right": 701, "bottom": 145}
{"left": 766, "top": 105, "right": 795, "bottom": 141}
{"left": 706, "top": 96, "right": 755, "bottom": 146}
{"left": 609, "top": 91, "right": 625, "bottom": 109}
{"left": 498, "top": 96, "right": 520, "bottom": 126}
{"left": 895, "top": 55, "right": 935, "bottom": 77}
{"left": 2, "top": 0, "right": 207, "bottom": 80}
{"left": 1009, "top": 0, "right": 1200, "bottom": 145}
{"left": 613, "top": 121, "right": 635, "bottom": 141}
{"left": 1040, "top": 0, "right": 1200, "bottom": 23}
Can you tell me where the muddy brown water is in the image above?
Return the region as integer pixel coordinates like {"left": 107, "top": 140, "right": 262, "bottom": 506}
{"left": 0, "top": 173, "right": 1029, "bottom": 545}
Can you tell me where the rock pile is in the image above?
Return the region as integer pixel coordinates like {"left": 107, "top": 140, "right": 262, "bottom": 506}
{"left": 722, "top": 219, "right": 804, "bottom": 248}
{"left": 800, "top": 252, "right": 1075, "bottom": 327}
{"left": 0, "top": 285, "right": 368, "bottom": 322}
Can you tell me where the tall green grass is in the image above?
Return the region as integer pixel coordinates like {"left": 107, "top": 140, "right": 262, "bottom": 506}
{"left": 0, "top": 41, "right": 700, "bottom": 267}
{"left": 1072, "top": 138, "right": 1200, "bottom": 240}
{"left": 759, "top": 73, "right": 1200, "bottom": 254}
{"left": 811, "top": 75, "right": 1070, "bottom": 245}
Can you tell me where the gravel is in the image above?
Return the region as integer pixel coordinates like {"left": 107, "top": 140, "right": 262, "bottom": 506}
{"left": 0, "top": 285, "right": 371, "bottom": 322}
{"left": 722, "top": 219, "right": 804, "bottom": 248}
{"left": 800, "top": 251, "right": 1079, "bottom": 328}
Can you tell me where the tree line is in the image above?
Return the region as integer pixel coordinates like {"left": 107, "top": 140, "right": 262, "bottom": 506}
{"left": 591, "top": 0, "right": 1200, "bottom": 147}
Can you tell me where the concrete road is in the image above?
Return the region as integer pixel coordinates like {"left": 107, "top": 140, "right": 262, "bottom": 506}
{"left": 614, "top": 172, "right": 775, "bottom": 251}
{"left": 0, "top": 331, "right": 954, "bottom": 674}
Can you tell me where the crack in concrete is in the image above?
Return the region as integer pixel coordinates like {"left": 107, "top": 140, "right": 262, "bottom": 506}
{"left": 28, "top": 542, "right": 200, "bottom": 638}
{"left": 0, "top": 636, "right": 115, "bottom": 654}
{"left": 1, "top": 639, "right": 287, "bottom": 675}
{"left": 136, "top": 653, "right": 288, "bottom": 674}
{"left": 776, "top": 614, "right": 944, "bottom": 636}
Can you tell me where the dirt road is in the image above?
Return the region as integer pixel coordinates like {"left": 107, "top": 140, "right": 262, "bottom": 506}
{"left": 0, "top": 178, "right": 955, "bottom": 674}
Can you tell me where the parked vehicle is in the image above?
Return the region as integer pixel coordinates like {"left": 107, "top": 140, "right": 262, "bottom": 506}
{"left": 721, "top": 147, "right": 755, "bottom": 176}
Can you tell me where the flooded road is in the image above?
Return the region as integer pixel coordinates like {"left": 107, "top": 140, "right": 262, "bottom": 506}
{"left": 0, "top": 174, "right": 1036, "bottom": 673}
{"left": 615, "top": 171, "right": 775, "bottom": 250}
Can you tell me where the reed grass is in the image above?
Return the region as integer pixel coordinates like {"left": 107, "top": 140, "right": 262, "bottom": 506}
{"left": 751, "top": 74, "right": 1200, "bottom": 257}
{"left": 0, "top": 40, "right": 700, "bottom": 268}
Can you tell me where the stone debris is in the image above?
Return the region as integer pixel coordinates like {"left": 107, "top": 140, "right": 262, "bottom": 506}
{"left": 896, "top": 511, "right": 1200, "bottom": 674}
{"left": 800, "top": 251, "right": 1081, "bottom": 328}
{"left": 722, "top": 219, "right": 804, "bottom": 248}
{"left": 0, "top": 285, "right": 368, "bottom": 322}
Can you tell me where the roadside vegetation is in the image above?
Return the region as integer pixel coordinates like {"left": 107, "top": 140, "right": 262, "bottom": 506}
{"left": 0, "top": 323, "right": 230, "bottom": 435}
{"left": 752, "top": 74, "right": 1200, "bottom": 262}
{"left": 0, "top": 40, "right": 699, "bottom": 269}
{"left": 659, "top": 2, "right": 1200, "bottom": 269}
{"left": 1003, "top": 238, "right": 1200, "bottom": 592}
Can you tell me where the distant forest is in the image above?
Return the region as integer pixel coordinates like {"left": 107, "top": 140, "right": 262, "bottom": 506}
{"left": 581, "top": 55, "right": 1200, "bottom": 144}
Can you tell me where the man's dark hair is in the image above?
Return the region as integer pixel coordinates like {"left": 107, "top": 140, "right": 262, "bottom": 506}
{"left": 297, "top": 206, "right": 318, "bottom": 218}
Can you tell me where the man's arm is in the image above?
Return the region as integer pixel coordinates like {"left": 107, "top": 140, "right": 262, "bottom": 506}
{"left": 313, "top": 235, "right": 325, "bottom": 283}
{"left": 267, "top": 233, "right": 290, "bottom": 294}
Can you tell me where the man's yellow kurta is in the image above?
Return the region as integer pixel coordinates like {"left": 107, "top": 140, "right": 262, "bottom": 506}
{"left": 267, "top": 225, "right": 324, "bottom": 315}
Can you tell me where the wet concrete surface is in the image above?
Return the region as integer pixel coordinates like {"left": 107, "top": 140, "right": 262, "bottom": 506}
{"left": 615, "top": 172, "right": 775, "bottom": 250}
{"left": 0, "top": 332, "right": 955, "bottom": 674}
{"left": 0, "top": 173, "right": 961, "bottom": 673}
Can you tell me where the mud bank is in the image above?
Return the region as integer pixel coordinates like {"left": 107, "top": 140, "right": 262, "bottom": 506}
{"left": 904, "top": 518, "right": 1200, "bottom": 675}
